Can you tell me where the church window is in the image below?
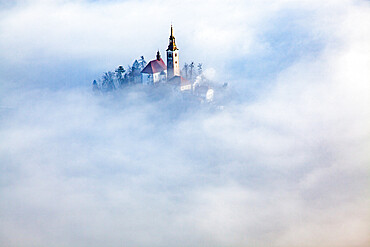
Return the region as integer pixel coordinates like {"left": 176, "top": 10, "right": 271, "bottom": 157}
{"left": 175, "top": 53, "right": 177, "bottom": 57}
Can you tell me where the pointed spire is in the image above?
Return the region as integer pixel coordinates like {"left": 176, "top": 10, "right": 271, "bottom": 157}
{"left": 156, "top": 50, "right": 161, "bottom": 60}
{"left": 167, "top": 24, "right": 178, "bottom": 51}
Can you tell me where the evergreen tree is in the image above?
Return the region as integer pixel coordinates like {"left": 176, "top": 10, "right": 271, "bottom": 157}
{"left": 139, "top": 56, "right": 147, "bottom": 70}
{"left": 126, "top": 65, "right": 133, "bottom": 83}
{"left": 183, "top": 63, "right": 189, "bottom": 79}
{"left": 115, "top": 66, "right": 126, "bottom": 87}
{"left": 101, "top": 71, "right": 115, "bottom": 91}
{"left": 189, "top": 62, "right": 195, "bottom": 81}
{"left": 92, "top": 80, "right": 100, "bottom": 91}
{"left": 131, "top": 60, "right": 141, "bottom": 84}
{"left": 132, "top": 60, "right": 140, "bottom": 71}
{"left": 197, "top": 63, "right": 203, "bottom": 75}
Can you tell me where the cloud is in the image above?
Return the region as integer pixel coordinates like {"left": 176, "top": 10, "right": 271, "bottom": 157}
{"left": 0, "top": 0, "right": 369, "bottom": 246}
{"left": 1, "top": 0, "right": 354, "bottom": 87}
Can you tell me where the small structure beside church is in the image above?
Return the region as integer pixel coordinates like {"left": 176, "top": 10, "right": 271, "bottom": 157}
{"left": 141, "top": 51, "right": 167, "bottom": 85}
{"left": 167, "top": 75, "right": 192, "bottom": 91}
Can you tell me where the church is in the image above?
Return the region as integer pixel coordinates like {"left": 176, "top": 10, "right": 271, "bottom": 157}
{"left": 94, "top": 25, "right": 214, "bottom": 102}
{"left": 140, "top": 25, "right": 192, "bottom": 91}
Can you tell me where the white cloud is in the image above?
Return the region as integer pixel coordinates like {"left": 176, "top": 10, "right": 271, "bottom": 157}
{"left": 0, "top": 0, "right": 369, "bottom": 246}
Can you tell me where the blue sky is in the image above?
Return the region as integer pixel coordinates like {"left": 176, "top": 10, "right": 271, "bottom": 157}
{"left": 0, "top": 0, "right": 369, "bottom": 246}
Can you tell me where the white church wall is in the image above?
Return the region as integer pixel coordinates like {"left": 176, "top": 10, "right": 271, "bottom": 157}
{"left": 153, "top": 72, "right": 159, "bottom": 83}
{"left": 142, "top": 73, "right": 152, "bottom": 85}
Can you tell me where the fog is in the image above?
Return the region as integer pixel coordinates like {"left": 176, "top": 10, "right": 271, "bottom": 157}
{"left": 0, "top": 0, "right": 369, "bottom": 246}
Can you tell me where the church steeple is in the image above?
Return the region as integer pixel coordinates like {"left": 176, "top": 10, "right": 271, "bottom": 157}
{"left": 167, "top": 24, "right": 178, "bottom": 51}
{"left": 156, "top": 50, "right": 161, "bottom": 60}
{"left": 166, "top": 25, "right": 180, "bottom": 79}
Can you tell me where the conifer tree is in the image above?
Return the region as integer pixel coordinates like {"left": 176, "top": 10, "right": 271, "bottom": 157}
{"left": 92, "top": 80, "right": 100, "bottom": 91}
{"left": 183, "top": 63, "right": 189, "bottom": 79}
{"left": 115, "top": 66, "right": 126, "bottom": 87}
{"left": 102, "top": 71, "right": 115, "bottom": 91}
{"left": 189, "top": 62, "right": 195, "bottom": 80}
{"left": 139, "top": 56, "right": 147, "bottom": 70}
{"left": 197, "top": 63, "right": 203, "bottom": 75}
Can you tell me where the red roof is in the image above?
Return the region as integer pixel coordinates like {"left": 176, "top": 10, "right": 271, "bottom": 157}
{"left": 141, "top": 58, "right": 167, "bottom": 74}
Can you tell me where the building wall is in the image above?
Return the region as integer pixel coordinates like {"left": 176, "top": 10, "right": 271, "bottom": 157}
{"left": 142, "top": 73, "right": 153, "bottom": 85}
{"left": 180, "top": 84, "right": 192, "bottom": 91}
{"left": 141, "top": 71, "right": 166, "bottom": 85}
{"left": 160, "top": 71, "right": 167, "bottom": 82}
{"left": 167, "top": 50, "right": 180, "bottom": 79}
{"left": 153, "top": 72, "right": 159, "bottom": 83}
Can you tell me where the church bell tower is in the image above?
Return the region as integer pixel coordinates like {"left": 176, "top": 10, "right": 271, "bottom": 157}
{"left": 166, "top": 25, "right": 180, "bottom": 79}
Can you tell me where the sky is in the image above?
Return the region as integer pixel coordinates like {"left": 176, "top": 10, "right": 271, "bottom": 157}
{"left": 0, "top": 0, "right": 369, "bottom": 246}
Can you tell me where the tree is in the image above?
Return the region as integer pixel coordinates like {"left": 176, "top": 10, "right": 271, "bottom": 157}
{"left": 183, "top": 63, "right": 189, "bottom": 79}
{"left": 139, "top": 56, "right": 147, "bottom": 70}
{"left": 125, "top": 65, "right": 132, "bottom": 83}
{"left": 197, "top": 63, "right": 203, "bottom": 75}
{"left": 130, "top": 60, "right": 141, "bottom": 84}
{"left": 92, "top": 80, "right": 100, "bottom": 92}
{"left": 132, "top": 60, "right": 140, "bottom": 71}
{"left": 189, "top": 62, "right": 195, "bottom": 80}
{"left": 115, "top": 66, "right": 126, "bottom": 87}
{"left": 101, "top": 71, "right": 115, "bottom": 91}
